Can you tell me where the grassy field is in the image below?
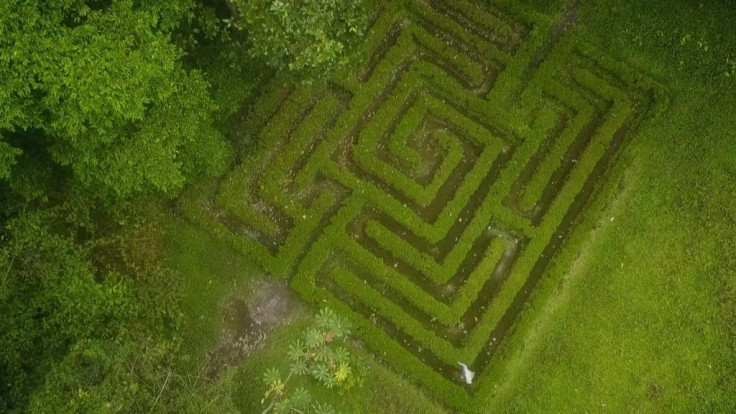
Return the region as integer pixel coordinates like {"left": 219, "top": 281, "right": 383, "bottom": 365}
{"left": 163, "top": 0, "right": 736, "bottom": 412}
{"left": 163, "top": 216, "right": 449, "bottom": 413}
{"left": 487, "top": 89, "right": 736, "bottom": 412}
{"left": 490, "top": 0, "right": 736, "bottom": 411}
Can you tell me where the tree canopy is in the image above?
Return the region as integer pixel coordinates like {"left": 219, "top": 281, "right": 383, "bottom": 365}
{"left": 0, "top": 1, "right": 235, "bottom": 411}
{"left": 0, "top": 0, "right": 370, "bottom": 411}
{"left": 233, "top": 0, "right": 368, "bottom": 78}
{"left": 0, "top": 0, "right": 228, "bottom": 200}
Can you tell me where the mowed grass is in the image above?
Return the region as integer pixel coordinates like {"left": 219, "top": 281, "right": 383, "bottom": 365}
{"left": 487, "top": 0, "right": 736, "bottom": 412}
{"left": 162, "top": 0, "right": 736, "bottom": 412}
{"left": 490, "top": 89, "right": 736, "bottom": 412}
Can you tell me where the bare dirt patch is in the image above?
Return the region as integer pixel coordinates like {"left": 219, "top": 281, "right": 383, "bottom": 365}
{"left": 204, "top": 280, "right": 303, "bottom": 378}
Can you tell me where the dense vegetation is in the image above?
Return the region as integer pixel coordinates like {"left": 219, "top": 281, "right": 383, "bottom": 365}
{"left": 1, "top": 0, "right": 734, "bottom": 413}
{"left": 178, "top": 0, "right": 673, "bottom": 410}
{"left": 0, "top": 0, "right": 363, "bottom": 412}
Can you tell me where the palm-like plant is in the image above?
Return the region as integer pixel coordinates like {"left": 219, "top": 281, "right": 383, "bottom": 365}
{"left": 261, "top": 308, "right": 363, "bottom": 413}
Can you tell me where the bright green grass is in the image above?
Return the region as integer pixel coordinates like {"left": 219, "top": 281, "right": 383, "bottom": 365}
{"left": 163, "top": 0, "right": 736, "bottom": 412}
{"left": 485, "top": 0, "right": 736, "bottom": 412}
{"left": 162, "top": 216, "right": 263, "bottom": 360}
{"left": 229, "top": 316, "right": 448, "bottom": 414}
{"left": 490, "top": 88, "right": 736, "bottom": 412}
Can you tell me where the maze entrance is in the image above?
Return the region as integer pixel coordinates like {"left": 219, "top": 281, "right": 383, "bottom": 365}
{"left": 184, "top": 1, "right": 664, "bottom": 410}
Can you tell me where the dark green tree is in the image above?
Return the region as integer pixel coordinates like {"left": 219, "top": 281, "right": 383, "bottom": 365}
{"left": 0, "top": 0, "right": 228, "bottom": 201}
{"left": 0, "top": 1, "right": 238, "bottom": 412}
{"left": 0, "top": 210, "right": 239, "bottom": 413}
{"left": 232, "top": 0, "right": 368, "bottom": 78}
{"left": 0, "top": 211, "right": 138, "bottom": 411}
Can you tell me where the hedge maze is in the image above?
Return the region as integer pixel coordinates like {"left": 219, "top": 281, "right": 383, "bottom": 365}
{"left": 183, "top": 0, "right": 665, "bottom": 410}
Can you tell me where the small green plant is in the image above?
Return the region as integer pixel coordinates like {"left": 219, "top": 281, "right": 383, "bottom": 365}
{"left": 261, "top": 308, "right": 363, "bottom": 413}
{"left": 724, "top": 55, "right": 736, "bottom": 78}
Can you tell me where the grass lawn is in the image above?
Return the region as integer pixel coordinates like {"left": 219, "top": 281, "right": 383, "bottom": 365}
{"left": 488, "top": 89, "right": 736, "bottom": 412}
{"left": 487, "top": 1, "right": 736, "bottom": 411}
{"left": 162, "top": 0, "right": 736, "bottom": 412}
{"left": 162, "top": 216, "right": 263, "bottom": 361}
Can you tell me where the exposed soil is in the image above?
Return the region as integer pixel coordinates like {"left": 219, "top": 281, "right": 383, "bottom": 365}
{"left": 563, "top": 1, "right": 580, "bottom": 30}
{"left": 204, "top": 280, "right": 303, "bottom": 378}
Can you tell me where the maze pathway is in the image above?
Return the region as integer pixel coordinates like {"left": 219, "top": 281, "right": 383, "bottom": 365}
{"left": 182, "top": 1, "right": 666, "bottom": 410}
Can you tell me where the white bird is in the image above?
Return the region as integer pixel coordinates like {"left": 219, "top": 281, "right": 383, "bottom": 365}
{"left": 458, "top": 362, "right": 475, "bottom": 385}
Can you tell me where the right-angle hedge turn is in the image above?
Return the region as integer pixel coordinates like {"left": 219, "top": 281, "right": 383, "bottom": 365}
{"left": 181, "top": 0, "right": 665, "bottom": 410}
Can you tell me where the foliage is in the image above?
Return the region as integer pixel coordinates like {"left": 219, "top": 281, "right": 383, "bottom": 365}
{"left": 0, "top": 140, "right": 21, "bottom": 180}
{"left": 0, "top": 1, "right": 239, "bottom": 404}
{"left": 24, "top": 330, "right": 239, "bottom": 414}
{"left": 178, "top": 2, "right": 264, "bottom": 123}
{"left": 0, "top": 0, "right": 377, "bottom": 412}
{"left": 182, "top": 0, "right": 674, "bottom": 411}
{"left": 0, "top": 0, "right": 228, "bottom": 201}
{"left": 261, "top": 308, "right": 363, "bottom": 414}
{"left": 0, "top": 205, "right": 240, "bottom": 413}
{"left": 0, "top": 211, "right": 136, "bottom": 411}
{"left": 232, "top": 0, "right": 368, "bottom": 79}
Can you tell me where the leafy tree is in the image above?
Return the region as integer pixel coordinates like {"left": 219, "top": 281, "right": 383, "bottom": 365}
{"left": 232, "top": 0, "right": 368, "bottom": 78}
{"left": 261, "top": 308, "right": 364, "bottom": 414}
{"left": 0, "top": 1, "right": 373, "bottom": 412}
{"left": 0, "top": 207, "right": 240, "bottom": 413}
{"left": 0, "top": 0, "right": 228, "bottom": 201}
{"left": 25, "top": 335, "right": 239, "bottom": 414}
{"left": 0, "top": 211, "right": 138, "bottom": 411}
{"left": 0, "top": 141, "right": 21, "bottom": 180}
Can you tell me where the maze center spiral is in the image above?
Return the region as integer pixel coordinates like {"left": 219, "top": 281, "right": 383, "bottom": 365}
{"left": 184, "top": 0, "right": 664, "bottom": 409}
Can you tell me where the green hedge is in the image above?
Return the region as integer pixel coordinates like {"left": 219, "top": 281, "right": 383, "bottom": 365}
{"left": 180, "top": 0, "right": 666, "bottom": 411}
